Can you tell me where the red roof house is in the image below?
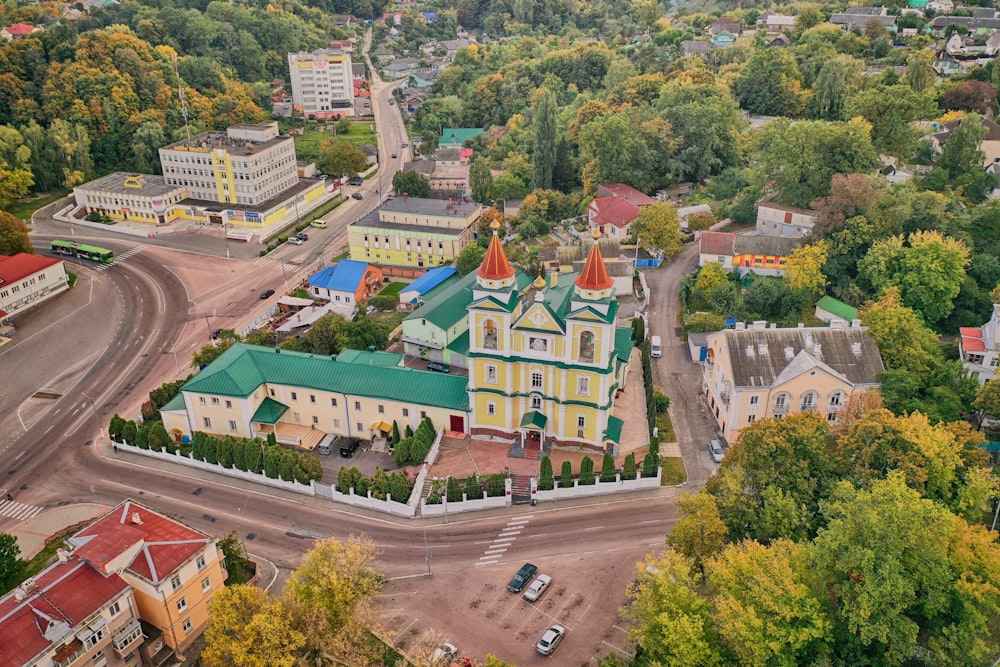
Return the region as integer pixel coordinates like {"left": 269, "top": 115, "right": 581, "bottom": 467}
{"left": 1, "top": 22, "right": 39, "bottom": 40}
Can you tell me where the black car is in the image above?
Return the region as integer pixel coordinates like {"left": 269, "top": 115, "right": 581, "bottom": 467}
{"left": 348, "top": 177, "right": 364, "bottom": 186}
{"left": 508, "top": 563, "right": 538, "bottom": 593}
{"left": 339, "top": 437, "right": 361, "bottom": 458}
{"left": 351, "top": 192, "right": 363, "bottom": 200}
{"left": 259, "top": 289, "right": 275, "bottom": 299}
{"left": 295, "top": 232, "right": 309, "bottom": 241}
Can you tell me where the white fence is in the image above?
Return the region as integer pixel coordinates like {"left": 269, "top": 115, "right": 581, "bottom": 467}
{"left": 326, "top": 485, "right": 416, "bottom": 518}
{"left": 531, "top": 469, "right": 662, "bottom": 501}
{"left": 421, "top": 487, "right": 510, "bottom": 517}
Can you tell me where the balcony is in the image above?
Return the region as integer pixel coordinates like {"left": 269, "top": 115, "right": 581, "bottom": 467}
{"left": 112, "top": 619, "right": 143, "bottom": 656}
{"left": 772, "top": 404, "right": 789, "bottom": 415}
{"left": 719, "top": 391, "right": 730, "bottom": 404}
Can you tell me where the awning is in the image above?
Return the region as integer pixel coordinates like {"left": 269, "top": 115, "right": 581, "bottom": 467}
{"left": 371, "top": 421, "right": 392, "bottom": 433}
{"left": 251, "top": 397, "right": 289, "bottom": 424}
{"left": 603, "top": 416, "right": 624, "bottom": 444}
{"left": 519, "top": 411, "right": 547, "bottom": 430}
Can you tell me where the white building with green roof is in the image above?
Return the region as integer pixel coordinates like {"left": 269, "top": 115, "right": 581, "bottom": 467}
{"left": 161, "top": 343, "right": 470, "bottom": 446}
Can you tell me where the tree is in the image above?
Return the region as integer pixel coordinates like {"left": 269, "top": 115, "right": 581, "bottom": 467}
{"left": 631, "top": 203, "right": 682, "bottom": 258}
{"left": 858, "top": 288, "right": 939, "bottom": 375}
{"left": 753, "top": 118, "right": 879, "bottom": 208}
{"left": 0, "top": 533, "right": 24, "bottom": 592}
{"left": 579, "top": 110, "right": 656, "bottom": 193}
{"left": 903, "top": 49, "right": 935, "bottom": 93}
{"left": 319, "top": 137, "right": 368, "bottom": 177}
{"left": 559, "top": 460, "right": 574, "bottom": 487}
{"left": 0, "top": 159, "right": 33, "bottom": 211}
{"left": 532, "top": 88, "right": 557, "bottom": 190}
{"left": 858, "top": 231, "right": 970, "bottom": 327}
{"left": 943, "top": 80, "right": 998, "bottom": 114}
{"left": 734, "top": 49, "right": 806, "bottom": 117}
{"left": 845, "top": 85, "right": 936, "bottom": 158}
{"left": 131, "top": 120, "right": 166, "bottom": 174}
{"left": 600, "top": 452, "right": 616, "bottom": 482}
{"left": 469, "top": 157, "right": 493, "bottom": 203}
{"left": 202, "top": 585, "right": 305, "bottom": 667}
{"left": 491, "top": 173, "right": 529, "bottom": 202}
{"left": 974, "top": 379, "right": 1000, "bottom": 417}
{"left": 538, "top": 455, "right": 554, "bottom": 490}
{"left": 191, "top": 340, "right": 234, "bottom": 369}
{"left": 667, "top": 493, "right": 728, "bottom": 572}
{"left": 391, "top": 169, "right": 430, "bottom": 198}
{"left": 811, "top": 174, "right": 887, "bottom": 237}
{"left": 0, "top": 211, "right": 33, "bottom": 255}
{"left": 937, "top": 113, "right": 989, "bottom": 183}
{"left": 811, "top": 55, "right": 862, "bottom": 120}
{"left": 455, "top": 243, "right": 485, "bottom": 276}
{"left": 46, "top": 119, "right": 92, "bottom": 188}
{"left": 783, "top": 241, "right": 827, "bottom": 295}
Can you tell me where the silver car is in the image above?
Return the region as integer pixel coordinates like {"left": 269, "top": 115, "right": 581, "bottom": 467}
{"left": 536, "top": 624, "right": 566, "bottom": 655}
{"left": 524, "top": 574, "right": 552, "bottom": 602}
{"left": 709, "top": 439, "right": 725, "bottom": 463}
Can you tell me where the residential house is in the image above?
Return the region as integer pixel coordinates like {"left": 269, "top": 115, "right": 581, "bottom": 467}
{"left": 597, "top": 183, "right": 656, "bottom": 206}
{"left": 308, "top": 260, "right": 383, "bottom": 307}
{"left": 682, "top": 40, "right": 712, "bottom": 56}
{"left": 329, "top": 39, "right": 354, "bottom": 52}
{"left": 0, "top": 253, "right": 69, "bottom": 322}
{"left": 373, "top": 47, "right": 394, "bottom": 62}
{"left": 933, "top": 50, "right": 966, "bottom": 76}
{"left": 756, "top": 194, "right": 819, "bottom": 238}
{"left": 986, "top": 33, "right": 1000, "bottom": 56}
{"left": 0, "top": 557, "right": 140, "bottom": 667}
{"left": 383, "top": 57, "right": 421, "bottom": 77}
{"left": 908, "top": 0, "right": 929, "bottom": 8}
{"left": 439, "top": 127, "right": 484, "bottom": 148}
{"left": 814, "top": 295, "right": 860, "bottom": 324}
{"left": 708, "top": 18, "right": 741, "bottom": 36}
{"left": 757, "top": 13, "right": 797, "bottom": 33}
{"left": 703, "top": 320, "right": 884, "bottom": 442}
{"left": 932, "top": 115, "right": 1000, "bottom": 165}
{"left": 423, "top": 12, "right": 437, "bottom": 24}
{"left": 1, "top": 22, "right": 40, "bottom": 40}
{"left": 830, "top": 8, "right": 897, "bottom": 32}
{"left": 973, "top": 8, "right": 999, "bottom": 19}
{"left": 359, "top": 143, "right": 378, "bottom": 164}
{"left": 429, "top": 147, "right": 471, "bottom": 195}
{"left": 959, "top": 303, "right": 1000, "bottom": 384}
{"left": 68, "top": 500, "right": 228, "bottom": 662}
{"left": 766, "top": 33, "right": 792, "bottom": 47}
{"left": 381, "top": 12, "right": 402, "bottom": 24}
{"left": 712, "top": 33, "right": 737, "bottom": 48}
{"left": 352, "top": 62, "right": 366, "bottom": 80}
{"left": 333, "top": 14, "right": 359, "bottom": 28}
{"left": 439, "top": 39, "right": 474, "bottom": 61}
{"left": 698, "top": 231, "right": 800, "bottom": 276}
{"left": 929, "top": 16, "right": 1000, "bottom": 36}
{"left": 588, "top": 184, "right": 654, "bottom": 240}
{"left": 159, "top": 342, "right": 472, "bottom": 440}
{"left": 928, "top": 0, "right": 954, "bottom": 13}
{"left": 348, "top": 196, "right": 481, "bottom": 271}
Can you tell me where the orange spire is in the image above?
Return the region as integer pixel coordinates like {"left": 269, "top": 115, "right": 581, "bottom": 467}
{"left": 477, "top": 221, "right": 515, "bottom": 281}
{"left": 575, "top": 228, "right": 613, "bottom": 291}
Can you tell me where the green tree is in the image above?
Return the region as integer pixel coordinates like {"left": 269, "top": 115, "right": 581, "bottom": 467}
{"left": 0, "top": 533, "right": 24, "bottom": 592}
{"left": 734, "top": 48, "right": 805, "bottom": 117}
{"left": 974, "top": 379, "right": 1000, "bottom": 417}
{"left": 600, "top": 451, "right": 617, "bottom": 482}
{"left": 132, "top": 120, "right": 166, "bottom": 174}
{"left": 937, "top": 113, "right": 989, "bottom": 182}
{"left": 469, "top": 157, "right": 493, "bottom": 203}
{"left": 0, "top": 211, "right": 33, "bottom": 255}
{"left": 811, "top": 55, "right": 862, "bottom": 120}
{"left": 667, "top": 493, "right": 728, "bottom": 573}
{"left": 464, "top": 473, "right": 482, "bottom": 499}
{"left": 491, "top": 173, "right": 529, "bottom": 202}
{"left": 579, "top": 110, "right": 655, "bottom": 193}
{"left": 531, "top": 88, "right": 557, "bottom": 190}
{"left": 559, "top": 460, "right": 574, "bottom": 487}
{"left": 621, "top": 452, "right": 637, "bottom": 480}
{"left": 845, "top": 85, "right": 936, "bottom": 158}
{"left": 538, "top": 456, "right": 554, "bottom": 490}
{"left": 631, "top": 202, "right": 682, "bottom": 258}
{"left": 454, "top": 243, "right": 486, "bottom": 279}
{"left": 392, "top": 169, "right": 431, "bottom": 198}
{"left": 858, "top": 287, "right": 939, "bottom": 375}
{"left": 191, "top": 340, "right": 234, "bottom": 369}
{"left": 319, "top": 137, "right": 368, "bottom": 177}
{"left": 903, "top": 48, "right": 935, "bottom": 93}
{"left": 46, "top": 119, "right": 92, "bottom": 188}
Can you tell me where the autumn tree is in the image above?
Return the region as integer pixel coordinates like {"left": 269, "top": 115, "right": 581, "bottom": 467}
{"left": 392, "top": 170, "right": 431, "bottom": 198}
{"left": 903, "top": 49, "right": 935, "bottom": 93}
{"left": 202, "top": 585, "right": 305, "bottom": 667}
{"left": 858, "top": 287, "right": 939, "bottom": 375}
{"left": 0, "top": 211, "right": 33, "bottom": 255}
{"left": 943, "top": 80, "right": 998, "bottom": 114}
{"left": 845, "top": 85, "right": 936, "bottom": 158}
{"left": 666, "top": 493, "right": 727, "bottom": 572}
{"left": 811, "top": 174, "right": 887, "bottom": 237}
{"left": 974, "top": 379, "right": 1000, "bottom": 418}
{"left": 783, "top": 241, "right": 827, "bottom": 296}
{"left": 631, "top": 202, "right": 682, "bottom": 258}
{"left": 320, "top": 137, "right": 368, "bottom": 178}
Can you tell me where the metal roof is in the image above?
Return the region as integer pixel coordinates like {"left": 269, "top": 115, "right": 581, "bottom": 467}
{"left": 309, "top": 260, "right": 370, "bottom": 292}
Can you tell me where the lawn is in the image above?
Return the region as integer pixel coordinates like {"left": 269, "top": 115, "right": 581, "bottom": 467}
{"left": 380, "top": 281, "right": 407, "bottom": 297}
{"left": 656, "top": 410, "right": 677, "bottom": 443}
{"left": 9, "top": 189, "right": 70, "bottom": 221}
{"left": 294, "top": 122, "right": 379, "bottom": 162}
{"left": 660, "top": 456, "right": 687, "bottom": 485}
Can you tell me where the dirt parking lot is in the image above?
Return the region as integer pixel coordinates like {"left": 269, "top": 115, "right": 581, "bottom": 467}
{"left": 379, "top": 536, "right": 652, "bottom": 665}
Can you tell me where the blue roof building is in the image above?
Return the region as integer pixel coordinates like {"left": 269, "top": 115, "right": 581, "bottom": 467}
{"left": 308, "top": 260, "right": 384, "bottom": 306}
{"left": 399, "top": 266, "right": 457, "bottom": 304}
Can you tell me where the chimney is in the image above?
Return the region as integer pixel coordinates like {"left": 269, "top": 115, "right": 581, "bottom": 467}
{"left": 131, "top": 512, "right": 143, "bottom": 525}
{"left": 14, "top": 587, "right": 26, "bottom": 601}
{"left": 56, "top": 548, "right": 70, "bottom": 563}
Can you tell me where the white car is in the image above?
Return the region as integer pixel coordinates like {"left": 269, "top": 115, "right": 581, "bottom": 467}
{"left": 708, "top": 439, "right": 725, "bottom": 463}
{"left": 536, "top": 624, "right": 566, "bottom": 655}
{"left": 524, "top": 574, "right": 552, "bottom": 602}
{"left": 431, "top": 642, "right": 457, "bottom": 665}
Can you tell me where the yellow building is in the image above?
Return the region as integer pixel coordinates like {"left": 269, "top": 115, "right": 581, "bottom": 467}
{"left": 467, "top": 226, "right": 633, "bottom": 452}
{"left": 348, "top": 196, "right": 480, "bottom": 270}
{"left": 68, "top": 500, "right": 228, "bottom": 661}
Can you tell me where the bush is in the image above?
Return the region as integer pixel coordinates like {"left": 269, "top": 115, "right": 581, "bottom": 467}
{"left": 338, "top": 466, "right": 360, "bottom": 494}
{"left": 559, "top": 460, "right": 574, "bottom": 488}
{"left": 484, "top": 474, "right": 506, "bottom": 497}
{"left": 622, "top": 452, "right": 637, "bottom": 480}
{"left": 368, "top": 294, "right": 398, "bottom": 311}
{"left": 579, "top": 457, "right": 595, "bottom": 485}
{"left": 600, "top": 452, "right": 617, "bottom": 482}
{"left": 109, "top": 414, "right": 126, "bottom": 441}
{"left": 465, "top": 473, "right": 483, "bottom": 499}
{"left": 538, "top": 456, "right": 555, "bottom": 491}
{"left": 446, "top": 477, "right": 463, "bottom": 502}
{"left": 653, "top": 390, "right": 670, "bottom": 413}
{"left": 135, "top": 425, "right": 150, "bottom": 450}
{"left": 353, "top": 475, "right": 370, "bottom": 497}
{"left": 393, "top": 437, "right": 412, "bottom": 466}
{"left": 389, "top": 472, "right": 411, "bottom": 502}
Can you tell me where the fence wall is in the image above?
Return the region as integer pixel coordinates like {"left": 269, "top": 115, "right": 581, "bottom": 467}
{"left": 421, "top": 482, "right": 511, "bottom": 517}
{"left": 531, "top": 469, "right": 662, "bottom": 502}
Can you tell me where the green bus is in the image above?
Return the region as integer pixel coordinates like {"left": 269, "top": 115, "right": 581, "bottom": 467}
{"left": 50, "top": 240, "right": 115, "bottom": 264}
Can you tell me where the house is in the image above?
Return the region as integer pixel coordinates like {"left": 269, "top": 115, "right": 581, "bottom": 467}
{"left": 67, "top": 500, "right": 228, "bottom": 662}
{"left": 439, "top": 39, "right": 474, "bottom": 61}
{"left": 348, "top": 196, "right": 482, "bottom": 271}
{"left": 373, "top": 47, "right": 394, "bottom": 61}
{"left": 381, "top": 12, "right": 403, "bottom": 24}
{"left": 383, "top": 57, "right": 420, "bottom": 77}
{"left": 814, "top": 295, "right": 860, "bottom": 324}
{"left": 830, "top": 9, "right": 897, "bottom": 32}
{"left": 908, "top": 0, "right": 928, "bottom": 8}
{"left": 932, "top": 115, "right": 1000, "bottom": 165}
{"left": 708, "top": 18, "right": 741, "bottom": 36}
{"left": 329, "top": 39, "right": 354, "bottom": 52}
{"left": 0, "top": 253, "right": 70, "bottom": 322}
{"left": 703, "top": 320, "right": 884, "bottom": 442}
{"left": 0, "top": 556, "right": 140, "bottom": 667}
{"left": 359, "top": 143, "right": 378, "bottom": 164}
{"left": 755, "top": 194, "right": 819, "bottom": 238}
{"left": 352, "top": 62, "right": 366, "bottom": 80}
{"left": 596, "top": 183, "right": 655, "bottom": 206}
{"left": 399, "top": 265, "right": 457, "bottom": 304}
{"left": 423, "top": 12, "right": 437, "bottom": 24}
{"left": 682, "top": 40, "right": 712, "bottom": 56}
{"left": 588, "top": 196, "right": 641, "bottom": 240}
{"left": 333, "top": 14, "right": 359, "bottom": 28}
{"left": 959, "top": 303, "right": 1000, "bottom": 384}
{"left": 986, "top": 33, "right": 1000, "bottom": 56}
{"left": 308, "top": 260, "right": 383, "bottom": 307}
{"left": 928, "top": 0, "right": 954, "bottom": 13}
{"left": 933, "top": 50, "right": 967, "bottom": 76}
{"left": 1, "top": 22, "right": 40, "bottom": 40}
{"left": 712, "top": 33, "right": 736, "bottom": 48}
{"left": 439, "top": 127, "right": 485, "bottom": 148}
{"left": 698, "top": 231, "right": 800, "bottom": 276}
{"left": 757, "top": 13, "right": 796, "bottom": 33}
{"left": 929, "top": 16, "right": 1000, "bottom": 36}
{"left": 766, "top": 33, "right": 791, "bottom": 47}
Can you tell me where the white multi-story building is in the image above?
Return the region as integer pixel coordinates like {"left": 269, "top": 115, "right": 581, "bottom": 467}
{"left": 159, "top": 121, "right": 299, "bottom": 206}
{"left": 0, "top": 253, "right": 69, "bottom": 322}
{"left": 960, "top": 304, "right": 1000, "bottom": 384}
{"left": 288, "top": 49, "right": 356, "bottom": 119}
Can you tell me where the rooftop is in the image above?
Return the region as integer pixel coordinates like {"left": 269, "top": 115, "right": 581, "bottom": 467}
{"left": 438, "top": 128, "right": 484, "bottom": 147}
{"left": 309, "top": 260, "right": 371, "bottom": 292}
{"left": 400, "top": 265, "right": 457, "bottom": 301}
{"left": 0, "top": 253, "right": 62, "bottom": 285}
{"left": 351, "top": 209, "right": 468, "bottom": 235}
{"left": 380, "top": 196, "right": 479, "bottom": 218}
{"left": 161, "top": 128, "right": 291, "bottom": 157}
{"left": 75, "top": 172, "right": 186, "bottom": 197}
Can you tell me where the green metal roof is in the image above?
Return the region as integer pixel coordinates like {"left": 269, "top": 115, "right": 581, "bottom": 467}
{"left": 335, "top": 349, "right": 404, "bottom": 367}
{"left": 439, "top": 127, "right": 484, "bottom": 147}
{"left": 183, "top": 344, "right": 469, "bottom": 411}
{"left": 446, "top": 329, "right": 470, "bottom": 356}
{"left": 405, "top": 270, "right": 478, "bottom": 330}
{"left": 816, "top": 295, "right": 859, "bottom": 322}
{"left": 614, "top": 328, "right": 635, "bottom": 364}
{"left": 603, "top": 415, "right": 624, "bottom": 443}
{"left": 251, "top": 397, "right": 289, "bottom": 424}
{"left": 160, "top": 393, "right": 186, "bottom": 413}
{"left": 519, "top": 410, "right": 548, "bottom": 429}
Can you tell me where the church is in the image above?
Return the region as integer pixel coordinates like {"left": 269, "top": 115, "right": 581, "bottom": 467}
{"left": 466, "top": 223, "right": 634, "bottom": 453}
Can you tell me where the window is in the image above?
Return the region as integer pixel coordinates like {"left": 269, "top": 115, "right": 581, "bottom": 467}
{"left": 402, "top": 408, "right": 409, "bottom": 417}
{"left": 483, "top": 319, "right": 498, "bottom": 349}
{"left": 577, "top": 415, "right": 586, "bottom": 429}
{"left": 211, "top": 397, "right": 219, "bottom": 405}
{"left": 291, "top": 392, "right": 298, "bottom": 401}
{"left": 293, "top": 412, "right": 300, "bottom": 423}
{"left": 202, "top": 577, "right": 212, "bottom": 592}
{"left": 176, "top": 597, "right": 187, "bottom": 612}
{"left": 378, "top": 405, "right": 384, "bottom": 414}
{"left": 182, "top": 619, "right": 192, "bottom": 634}
{"left": 829, "top": 392, "right": 843, "bottom": 406}
{"left": 531, "top": 395, "right": 542, "bottom": 410}
{"left": 354, "top": 401, "right": 361, "bottom": 410}
{"left": 333, "top": 418, "right": 341, "bottom": 428}
{"left": 486, "top": 365, "right": 497, "bottom": 383}
{"left": 228, "top": 420, "right": 237, "bottom": 431}
{"left": 748, "top": 415, "right": 756, "bottom": 423}
{"left": 310, "top": 395, "right": 316, "bottom": 404}
{"left": 270, "top": 389, "right": 276, "bottom": 397}
{"left": 801, "top": 393, "right": 816, "bottom": 409}
{"left": 577, "top": 377, "right": 589, "bottom": 395}
{"left": 171, "top": 575, "right": 181, "bottom": 591}
{"left": 775, "top": 394, "right": 787, "bottom": 408}
{"left": 331, "top": 398, "right": 338, "bottom": 407}
{"left": 196, "top": 555, "right": 206, "bottom": 570}
{"left": 579, "top": 331, "right": 595, "bottom": 363}
{"left": 198, "top": 397, "right": 206, "bottom": 405}
{"left": 531, "top": 371, "right": 543, "bottom": 389}
{"left": 224, "top": 400, "right": 232, "bottom": 409}
{"left": 109, "top": 601, "right": 121, "bottom": 616}
{"left": 312, "top": 416, "right": 319, "bottom": 425}
{"left": 356, "top": 422, "right": 363, "bottom": 432}
{"left": 487, "top": 402, "right": 496, "bottom": 415}
{"left": 202, "top": 417, "right": 212, "bottom": 428}
{"left": 749, "top": 396, "right": 759, "bottom": 405}
{"left": 827, "top": 412, "right": 838, "bottom": 422}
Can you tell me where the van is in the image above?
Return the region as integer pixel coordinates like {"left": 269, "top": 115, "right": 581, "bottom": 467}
{"left": 650, "top": 336, "right": 662, "bottom": 358}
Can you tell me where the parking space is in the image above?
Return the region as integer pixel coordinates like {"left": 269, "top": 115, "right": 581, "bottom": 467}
{"left": 318, "top": 444, "right": 396, "bottom": 482}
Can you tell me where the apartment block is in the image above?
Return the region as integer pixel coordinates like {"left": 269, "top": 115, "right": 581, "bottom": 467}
{"left": 0, "top": 253, "right": 69, "bottom": 322}
{"left": 288, "top": 49, "right": 356, "bottom": 119}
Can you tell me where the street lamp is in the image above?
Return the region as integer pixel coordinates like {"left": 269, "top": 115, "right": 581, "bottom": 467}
{"left": 223, "top": 222, "right": 231, "bottom": 259}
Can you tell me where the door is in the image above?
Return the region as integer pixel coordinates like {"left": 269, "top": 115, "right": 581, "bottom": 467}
{"left": 449, "top": 415, "right": 464, "bottom": 433}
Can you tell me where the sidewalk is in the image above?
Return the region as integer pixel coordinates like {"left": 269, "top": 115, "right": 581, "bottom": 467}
{"left": 8, "top": 503, "right": 109, "bottom": 559}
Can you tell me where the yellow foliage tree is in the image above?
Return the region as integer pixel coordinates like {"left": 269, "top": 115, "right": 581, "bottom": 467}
{"left": 202, "top": 585, "right": 305, "bottom": 667}
{"left": 783, "top": 240, "right": 828, "bottom": 295}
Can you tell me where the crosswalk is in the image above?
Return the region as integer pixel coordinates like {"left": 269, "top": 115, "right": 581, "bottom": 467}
{"left": 91, "top": 244, "right": 147, "bottom": 271}
{"left": 475, "top": 515, "right": 533, "bottom": 567}
{"left": 0, "top": 499, "right": 44, "bottom": 521}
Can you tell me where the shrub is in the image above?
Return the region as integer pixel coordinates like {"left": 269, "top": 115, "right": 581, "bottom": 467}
{"left": 559, "top": 460, "right": 574, "bottom": 488}
{"left": 368, "top": 294, "right": 398, "bottom": 311}
{"left": 353, "top": 475, "right": 370, "bottom": 497}
{"left": 391, "top": 420, "right": 400, "bottom": 445}
{"left": 538, "top": 456, "right": 555, "bottom": 490}
{"left": 140, "top": 401, "right": 159, "bottom": 423}
{"left": 484, "top": 474, "right": 506, "bottom": 497}
{"left": 218, "top": 436, "right": 235, "bottom": 468}
{"left": 135, "top": 425, "right": 150, "bottom": 450}
{"left": 600, "top": 452, "right": 617, "bottom": 482}
{"left": 338, "top": 466, "right": 359, "bottom": 493}
{"left": 393, "top": 437, "right": 412, "bottom": 466}
{"left": 579, "top": 456, "right": 595, "bottom": 485}
{"left": 465, "top": 473, "right": 483, "bottom": 499}
{"left": 622, "top": 452, "right": 637, "bottom": 480}
{"left": 371, "top": 468, "right": 390, "bottom": 500}
{"left": 389, "top": 472, "right": 411, "bottom": 502}
{"left": 148, "top": 423, "right": 172, "bottom": 452}
{"left": 653, "top": 390, "right": 670, "bottom": 414}
{"left": 121, "top": 420, "right": 137, "bottom": 446}
{"left": 405, "top": 424, "right": 414, "bottom": 438}
{"left": 109, "top": 414, "right": 127, "bottom": 441}
{"left": 446, "top": 477, "right": 463, "bottom": 502}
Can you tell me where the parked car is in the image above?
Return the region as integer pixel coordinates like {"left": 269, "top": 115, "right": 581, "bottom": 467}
{"left": 524, "top": 574, "right": 552, "bottom": 602}
{"left": 508, "top": 562, "right": 537, "bottom": 593}
{"left": 259, "top": 289, "right": 275, "bottom": 299}
{"left": 296, "top": 232, "right": 308, "bottom": 240}
{"left": 401, "top": 142, "right": 408, "bottom": 147}
{"left": 708, "top": 439, "right": 725, "bottom": 463}
{"left": 430, "top": 643, "right": 457, "bottom": 665}
{"left": 351, "top": 192, "right": 364, "bottom": 200}
{"left": 287, "top": 236, "right": 304, "bottom": 245}
{"left": 535, "top": 624, "right": 566, "bottom": 656}
{"left": 426, "top": 361, "right": 451, "bottom": 373}
{"left": 339, "top": 437, "right": 361, "bottom": 458}
{"left": 310, "top": 219, "right": 328, "bottom": 228}
{"left": 316, "top": 441, "right": 332, "bottom": 456}
{"left": 349, "top": 177, "right": 364, "bottom": 186}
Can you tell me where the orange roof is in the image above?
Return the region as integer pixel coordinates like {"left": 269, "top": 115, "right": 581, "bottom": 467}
{"left": 575, "top": 242, "right": 613, "bottom": 291}
{"left": 478, "top": 231, "right": 515, "bottom": 280}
